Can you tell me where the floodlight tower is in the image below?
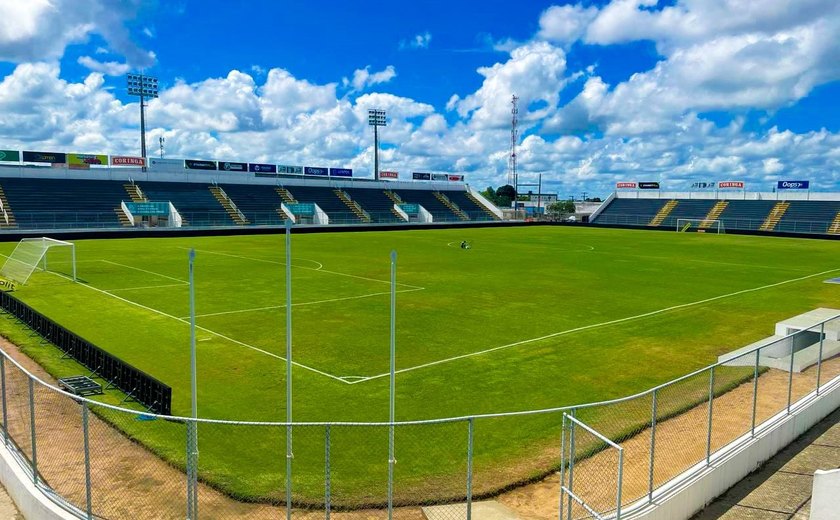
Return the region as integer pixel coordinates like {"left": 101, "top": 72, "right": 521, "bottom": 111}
{"left": 509, "top": 95, "right": 519, "bottom": 190}
{"left": 368, "top": 109, "right": 386, "bottom": 180}
{"left": 127, "top": 73, "right": 159, "bottom": 168}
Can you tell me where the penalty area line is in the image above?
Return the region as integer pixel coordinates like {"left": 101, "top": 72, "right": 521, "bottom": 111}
{"left": 350, "top": 267, "right": 840, "bottom": 384}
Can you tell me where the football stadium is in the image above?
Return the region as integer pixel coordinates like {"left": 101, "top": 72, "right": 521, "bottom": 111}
{"left": 0, "top": 152, "right": 835, "bottom": 519}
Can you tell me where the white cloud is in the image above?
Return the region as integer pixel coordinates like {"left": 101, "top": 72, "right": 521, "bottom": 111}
{"left": 538, "top": 4, "right": 599, "bottom": 45}
{"left": 78, "top": 56, "right": 131, "bottom": 76}
{"left": 343, "top": 65, "right": 397, "bottom": 91}
{"left": 0, "top": 0, "right": 154, "bottom": 67}
{"left": 403, "top": 32, "right": 431, "bottom": 49}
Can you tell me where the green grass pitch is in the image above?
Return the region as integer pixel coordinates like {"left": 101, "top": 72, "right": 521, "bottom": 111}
{"left": 0, "top": 226, "right": 838, "bottom": 505}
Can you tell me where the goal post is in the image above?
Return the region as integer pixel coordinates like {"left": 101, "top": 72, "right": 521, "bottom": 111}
{"left": 676, "top": 219, "right": 725, "bottom": 234}
{"left": 0, "top": 237, "right": 76, "bottom": 284}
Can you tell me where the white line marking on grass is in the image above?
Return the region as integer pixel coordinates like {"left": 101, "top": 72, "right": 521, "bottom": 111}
{"left": 100, "top": 260, "right": 188, "bottom": 283}
{"left": 183, "top": 247, "right": 424, "bottom": 290}
{"left": 350, "top": 267, "right": 840, "bottom": 384}
{"left": 106, "top": 283, "right": 189, "bottom": 292}
{"left": 185, "top": 287, "right": 425, "bottom": 319}
{"left": 35, "top": 271, "right": 352, "bottom": 385}
{"left": 592, "top": 252, "right": 806, "bottom": 272}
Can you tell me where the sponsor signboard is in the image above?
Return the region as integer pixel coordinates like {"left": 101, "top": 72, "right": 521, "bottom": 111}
{"left": 413, "top": 172, "right": 432, "bottom": 180}
{"left": 380, "top": 171, "right": 399, "bottom": 179}
{"left": 68, "top": 163, "right": 90, "bottom": 170}
{"left": 67, "top": 153, "right": 107, "bottom": 166}
{"left": 691, "top": 181, "right": 716, "bottom": 189}
{"left": 777, "top": 180, "right": 809, "bottom": 190}
{"left": 278, "top": 165, "right": 304, "bottom": 175}
{"left": 304, "top": 166, "right": 328, "bottom": 176}
{"left": 149, "top": 158, "right": 184, "bottom": 169}
{"left": 286, "top": 203, "right": 315, "bottom": 216}
{"left": 125, "top": 201, "right": 170, "bottom": 216}
{"left": 431, "top": 173, "right": 448, "bottom": 181}
{"left": 448, "top": 175, "right": 464, "bottom": 182}
{"left": 249, "top": 163, "right": 277, "bottom": 173}
{"left": 616, "top": 182, "right": 637, "bottom": 189}
{"left": 329, "top": 167, "right": 353, "bottom": 177}
{"left": 217, "top": 161, "right": 247, "bottom": 172}
{"left": 638, "top": 181, "right": 660, "bottom": 190}
{"left": 23, "top": 151, "right": 66, "bottom": 164}
{"left": 0, "top": 150, "right": 20, "bottom": 162}
{"left": 111, "top": 156, "right": 145, "bottom": 167}
{"left": 185, "top": 159, "right": 217, "bottom": 170}
{"left": 718, "top": 181, "right": 744, "bottom": 189}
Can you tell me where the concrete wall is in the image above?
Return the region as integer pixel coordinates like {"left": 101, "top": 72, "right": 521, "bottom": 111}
{"left": 0, "top": 445, "right": 78, "bottom": 519}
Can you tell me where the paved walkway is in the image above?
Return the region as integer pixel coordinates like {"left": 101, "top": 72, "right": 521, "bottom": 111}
{"left": 693, "top": 406, "right": 840, "bottom": 520}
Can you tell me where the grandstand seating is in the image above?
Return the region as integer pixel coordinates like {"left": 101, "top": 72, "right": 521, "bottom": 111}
{"left": 0, "top": 178, "right": 126, "bottom": 229}
{"left": 219, "top": 184, "right": 286, "bottom": 226}
{"left": 390, "top": 190, "right": 464, "bottom": 222}
{"left": 343, "top": 188, "right": 403, "bottom": 223}
{"left": 594, "top": 197, "right": 840, "bottom": 235}
{"left": 282, "top": 185, "right": 363, "bottom": 223}
{"left": 444, "top": 191, "right": 497, "bottom": 221}
{"left": 137, "top": 181, "right": 232, "bottom": 227}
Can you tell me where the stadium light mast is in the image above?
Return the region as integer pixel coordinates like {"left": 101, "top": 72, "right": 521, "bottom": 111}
{"left": 127, "top": 73, "right": 159, "bottom": 169}
{"left": 368, "top": 109, "right": 386, "bottom": 180}
{"left": 509, "top": 95, "right": 519, "bottom": 199}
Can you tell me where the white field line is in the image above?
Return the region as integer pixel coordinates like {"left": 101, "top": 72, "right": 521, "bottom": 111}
{"left": 350, "top": 267, "right": 840, "bottom": 384}
{"left": 100, "top": 259, "right": 188, "bottom": 283}
{"left": 184, "top": 287, "right": 425, "bottom": 319}
{"left": 106, "top": 283, "right": 189, "bottom": 292}
{"left": 592, "top": 251, "right": 808, "bottom": 272}
{"left": 13, "top": 264, "right": 351, "bottom": 385}
{"left": 183, "top": 247, "right": 425, "bottom": 290}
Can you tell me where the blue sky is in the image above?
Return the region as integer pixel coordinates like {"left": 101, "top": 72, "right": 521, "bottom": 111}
{"left": 0, "top": 0, "right": 838, "bottom": 196}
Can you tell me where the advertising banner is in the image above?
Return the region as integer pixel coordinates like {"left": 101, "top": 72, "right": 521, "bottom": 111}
{"left": 185, "top": 159, "right": 217, "bottom": 170}
{"left": 218, "top": 161, "right": 248, "bottom": 172}
{"left": 691, "top": 181, "right": 716, "bottom": 189}
{"left": 249, "top": 163, "right": 277, "bottom": 173}
{"left": 431, "top": 173, "right": 448, "bottom": 181}
{"left": 638, "top": 182, "right": 660, "bottom": 190}
{"left": 0, "top": 150, "right": 20, "bottom": 162}
{"left": 125, "top": 201, "right": 170, "bottom": 216}
{"left": 111, "top": 156, "right": 146, "bottom": 167}
{"left": 329, "top": 168, "right": 353, "bottom": 177}
{"left": 616, "top": 182, "right": 637, "bottom": 189}
{"left": 413, "top": 172, "right": 432, "bottom": 180}
{"left": 23, "top": 151, "right": 66, "bottom": 163}
{"left": 304, "top": 166, "right": 328, "bottom": 176}
{"left": 777, "top": 180, "right": 809, "bottom": 190}
{"left": 278, "top": 165, "right": 303, "bottom": 175}
{"left": 380, "top": 171, "right": 398, "bottom": 179}
{"left": 68, "top": 163, "right": 90, "bottom": 170}
{"left": 68, "top": 153, "right": 108, "bottom": 166}
{"left": 448, "top": 175, "right": 464, "bottom": 182}
{"left": 718, "top": 181, "right": 745, "bottom": 189}
{"left": 149, "top": 158, "right": 184, "bottom": 169}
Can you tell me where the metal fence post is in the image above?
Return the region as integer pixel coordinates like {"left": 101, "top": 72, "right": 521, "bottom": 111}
{"left": 816, "top": 323, "right": 825, "bottom": 395}
{"left": 787, "top": 338, "right": 795, "bottom": 414}
{"left": 706, "top": 367, "right": 714, "bottom": 465}
{"left": 751, "top": 349, "right": 759, "bottom": 437}
{"left": 566, "top": 409, "right": 576, "bottom": 520}
{"left": 325, "top": 425, "right": 331, "bottom": 520}
{"left": 648, "top": 389, "right": 657, "bottom": 502}
{"left": 616, "top": 447, "right": 624, "bottom": 520}
{"left": 0, "top": 356, "right": 7, "bottom": 447}
{"left": 559, "top": 414, "right": 566, "bottom": 519}
{"left": 466, "top": 418, "right": 473, "bottom": 520}
{"left": 388, "top": 422, "right": 394, "bottom": 520}
{"left": 186, "top": 420, "right": 198, "bottom": 520}
{"left": 82, "top": 402, "right": 93, "bottom": 520}
{"left": 28, "top": 378, "right": 37, "bottom": 485}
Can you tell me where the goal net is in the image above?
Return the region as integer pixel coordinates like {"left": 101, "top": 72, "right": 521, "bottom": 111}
{"left": 0, "top": 237, "right": 76, "bottom": 284}
{"left": 676, "top": 218, "right": 725, "bottom": 234}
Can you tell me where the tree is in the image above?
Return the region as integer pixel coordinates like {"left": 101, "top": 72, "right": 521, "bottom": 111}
{"left": 494, "top": 184, "right": 516, "bottom": 208}
{"left": 481, "top": 186, "right": 496, "bottom": 202}
{"left": 546, "top": 200, "right": 576, "bottom": 220}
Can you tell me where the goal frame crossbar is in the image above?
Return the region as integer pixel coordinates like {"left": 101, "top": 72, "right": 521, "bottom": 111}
{"left": 0, "top": 237, "right": 76, "bottom": 284}
{"left": 676, "top": 218, "right": 725, "bottom": 234}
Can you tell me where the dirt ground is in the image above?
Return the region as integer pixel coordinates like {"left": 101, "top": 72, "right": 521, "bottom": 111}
{"left": 0, "top": 336, "right": 836, "bottom": 520}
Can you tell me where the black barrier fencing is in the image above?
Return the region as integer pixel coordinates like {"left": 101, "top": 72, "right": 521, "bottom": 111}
{"left": 0, "top": 291, "right": 172, "bottom": 414}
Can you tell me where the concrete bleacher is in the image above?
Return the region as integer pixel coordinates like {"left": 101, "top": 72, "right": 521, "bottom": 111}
{"left": 137, "top": 181, "right": 232, "bottom": 227}
{"left": 715, "top": 200, "right": 778, "bottom": 231}
{"left": 391, "top": 190, "right": 462, "bottom": 222}
{"left": 778, "top": 201, "right": 840, "bottom": 234}
{"left": 0, "top": 178, "right": 126, "bottom": 229}
{"left": 342, "top": 188, "right": 402, "bottom": 223}
{"left": 592, "top": 198, "right": 669, "bottom": 226}
{"left": 445, "top": 191, "right": 498, "bottom": 221}
{"left": 660, "top": 199, "right": 717, "bottom": 228}
{"left": 281, "top": 185, "right": 362, "bottom": 223}
{"left": 219, "top": 184, "right": 285, "bottom": 226}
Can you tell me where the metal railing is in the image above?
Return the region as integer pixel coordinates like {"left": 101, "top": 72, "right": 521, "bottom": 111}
{"left": 593, "top": 213, "right": 837, "bottom": 234}
{"left": 0, "top": 311, "right": 837, "bottom": 519}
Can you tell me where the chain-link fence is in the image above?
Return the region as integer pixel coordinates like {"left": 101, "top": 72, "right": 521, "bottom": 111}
{"left": 0, "top": 313, "right": 837, "bottom": 519}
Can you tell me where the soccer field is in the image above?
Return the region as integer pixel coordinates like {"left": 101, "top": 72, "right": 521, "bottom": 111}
{"left": 1, "top": 226, "right": 838, "bottom": 504}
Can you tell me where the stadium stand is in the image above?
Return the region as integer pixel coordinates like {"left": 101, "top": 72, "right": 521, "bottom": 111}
{"left": 716, "top": 200, "right": 777, "bottom": 231}
{"left": 0, "top": 178, "right": 126, "bottom": 229}
{"left": 778, "top": 201, "right": 840, "bottom": 234}
{"left": 591, "top": 198, "right": 668, "bottom": 226}
{"left": 390, "top": 189, "right": 466, "bottom": 222}
{"left": 219, "top": 183, "right": 287, "bottom": 225}
{"left": 660, "top": 199, "right": 717, "bottom": 229}
{"left": 444, "top": 190, "right": 499, "bottom": 221}
{"left": 282, "top": 185, "right": 364, "bottom": 223}
{"left": 137, "top": 181, "right": 233, "bottom": 227}
{"left": 343, "top": 188, "right": 403, "bottom": 223}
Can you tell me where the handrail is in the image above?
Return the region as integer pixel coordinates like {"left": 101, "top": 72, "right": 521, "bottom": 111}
{"left": 213, "top": 185, "right": 247, "bottom": 222}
